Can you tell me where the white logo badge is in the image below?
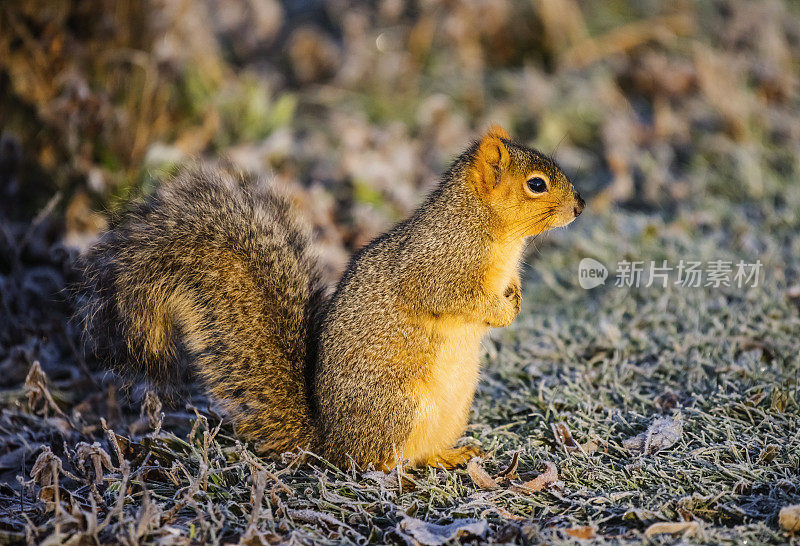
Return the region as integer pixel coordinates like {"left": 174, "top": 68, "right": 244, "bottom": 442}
{"left": 578, "top": 258, "right": 608, "bottom": 289}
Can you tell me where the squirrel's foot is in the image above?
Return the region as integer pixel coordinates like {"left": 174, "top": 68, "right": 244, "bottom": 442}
{"left": 484, "top": 277, "right": 521, "bottom": 328}
{"left": 424, "top": 444, "right": 486, "bottom": 469}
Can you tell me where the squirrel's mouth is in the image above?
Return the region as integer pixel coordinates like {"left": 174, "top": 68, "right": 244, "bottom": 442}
{"left": 553, "top": 216, "right": 577, "bottom": 228}
{"left": 521, "top": 212, "right": 575, "bottom": 238}
{"left": 546, "top": 206, "right": 581, "bottom": 229}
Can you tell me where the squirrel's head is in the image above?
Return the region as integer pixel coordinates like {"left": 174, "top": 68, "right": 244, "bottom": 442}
{"left": 468, "top": 125, "right": 584, "bottom": 239}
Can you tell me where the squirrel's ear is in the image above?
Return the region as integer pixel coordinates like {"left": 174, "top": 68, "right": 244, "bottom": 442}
{"left": 485, "top": 124, "right": 510, "bottom": 140}
{"left": 472, "top": 125, "right": 510, "bottom": 196}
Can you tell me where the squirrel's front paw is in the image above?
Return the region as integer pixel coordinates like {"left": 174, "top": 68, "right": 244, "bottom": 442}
{"left": 485, "top": 278, "right": 521, "bottom": 328}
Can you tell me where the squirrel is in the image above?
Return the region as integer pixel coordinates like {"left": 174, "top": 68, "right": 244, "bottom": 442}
{"left": 78, "top": 125, "right": 584, "bottom": 469}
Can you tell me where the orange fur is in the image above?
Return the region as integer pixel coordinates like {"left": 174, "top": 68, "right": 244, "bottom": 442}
{"left": 402, "top": 316, "right": 486, "bottom": 465}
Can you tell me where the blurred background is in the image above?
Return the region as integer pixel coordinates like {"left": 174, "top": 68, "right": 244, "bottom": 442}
{"left": 2, "top": 0, "right": 798, "bottom": 277}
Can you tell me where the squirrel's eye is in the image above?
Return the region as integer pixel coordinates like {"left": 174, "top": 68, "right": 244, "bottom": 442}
{"left": 526, "top": 176, "right": 548, "bottom": 194}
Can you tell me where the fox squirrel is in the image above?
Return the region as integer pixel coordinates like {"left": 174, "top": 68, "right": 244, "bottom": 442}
{"left": 78, "top": 125, "right": 584, "bottom": 469}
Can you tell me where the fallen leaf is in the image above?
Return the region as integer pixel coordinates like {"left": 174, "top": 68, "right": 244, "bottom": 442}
{"left": 771, "top": 389, "right": 788, "bottom": 412}
{"left": 564, "top": 526, "right": 596, "bottom": 539}
{"left": 467, "top": 458, "right": 499, "bottom": 490}
{"left": 582, "top": 439, "right": 601, "bottom": 454}
{"left": 780, "top": 505, "right": 800, "bottom": 533}
{"left": 654, "top": 391, "right": 679, "bottom": 412}
{"left": 398, "top": 517, "right": 487, "bottom": 545}
{"left": 746, "top": 391, "right": 767, "bottom": 407}
{"left": 37, "top": 485, "right": 80, "bottom": 512}
{"left": 287, "top": 509, "right": 354, "bottom": 533}
{"left": 491, "top": 504, "right": 525, "bottom": 521}
{"left": 732, "top": 336, "right": 777, "bottom": 361}
{"left": 622, "top": 435, "right": 644, "bottom": 450}
{"left": 644, "top": 521, "right": 698, "bottom": 537}
{"left": 624, "top": 508, "right": 660, "bottom": 521}
{"left": 624, "top": 414, "right": 683, "bottom": 455}
{"left": 552, "top": 422, "right": 585, "bottom": 454}
{"left": 496, "top": 450, "right": 520, "bottom": 479}
{"left": 512, "top": 461, "right": 558, "bottom": 493}
{"left": 758, "top": 444, "right": 780, "bottom": 463}
{"left": 363, "top": 469, "right": 400, "bottom": 490}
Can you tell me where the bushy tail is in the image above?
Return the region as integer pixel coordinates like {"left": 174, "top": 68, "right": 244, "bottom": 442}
{"left": 77, "top": 167, "right": 326, "bottom": 453}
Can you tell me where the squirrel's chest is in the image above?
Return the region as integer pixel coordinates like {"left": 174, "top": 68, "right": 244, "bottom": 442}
{"left": 402, "top": 318, "right": 486, "bottom": 463}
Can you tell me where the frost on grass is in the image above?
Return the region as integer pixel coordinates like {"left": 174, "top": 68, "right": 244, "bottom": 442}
{"left": 623, "top": 414, "right": 683, "bottom": 455}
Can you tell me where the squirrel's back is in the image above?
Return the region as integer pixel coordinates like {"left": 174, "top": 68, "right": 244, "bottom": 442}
{"left": 78, "top": 167, "right": 324, "bottom": 452}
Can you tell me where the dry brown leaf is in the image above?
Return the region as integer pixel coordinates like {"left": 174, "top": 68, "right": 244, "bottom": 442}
{"left": 466, "top": 458, "right": 499, "bottom": 490}
{"left": 582, "top": 439, "right": 600, "bottom": 454}
{"left": 496, "top": 450, "right": 520, "bottom": 479}
{"left": 287, "top": 509, "right": 355, "bottom": 534}
{"left": 512, "top": 461, "right": 558, "bottom": 493}
{"left": 644, "top": 521, "right": 698, "bottom": 537}
{"left": 75, "top": 442, "right": 113, "bottom": 484}
{"left": 24, "top": 360, "right": 65, "bottom": 416}
{"left": 29, "top": 447, "right": 62, "bottom": 487}
{"left": 758, "top": 444, "right": 780, "bottom": 463}
{"left": 654, "top": 391, "right": 679, "bottom": 412}
{"left": 491, "top": 504, "right": 525, "bottom": 521}
{"left": 780, "top": 505, "right": 800, "bottom": 533}
{"left": 746, "top": 391, "right": 767, "bottom": 407}
{"left": 622, "top": 435, "right": 645, "bottom": 451}
{"left": 564, "top": 526, "right": 596, "bottom": 539}
{"left": 552, "top": 422, "right": 584, "bottom": 454}
{"left": 624, "top": 414, "right": 682, "bottom": 455}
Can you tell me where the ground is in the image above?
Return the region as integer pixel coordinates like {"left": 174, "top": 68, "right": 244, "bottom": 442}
{"left": 1, "top": 0, "right": 799, "bottom": 544}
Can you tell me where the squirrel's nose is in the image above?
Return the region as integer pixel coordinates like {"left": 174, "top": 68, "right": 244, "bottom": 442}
{"left": 573, "top": 191, "right": 585, "bottom": 217}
